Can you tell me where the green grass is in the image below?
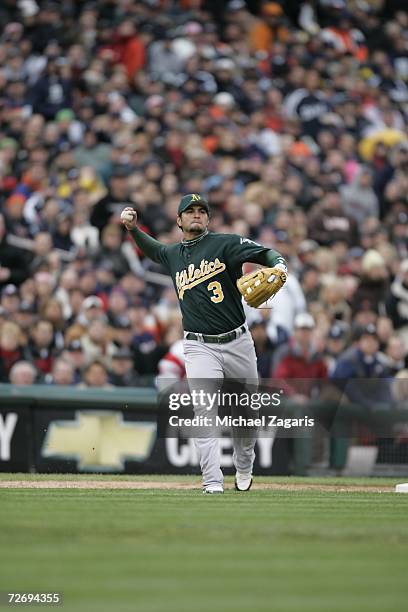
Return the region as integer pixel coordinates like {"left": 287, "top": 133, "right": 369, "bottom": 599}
{"left": 0, "top": 476, "right": 407, "bottom": 612}
{"left": 0, "top": 472, "right": 402, "bottom": 485}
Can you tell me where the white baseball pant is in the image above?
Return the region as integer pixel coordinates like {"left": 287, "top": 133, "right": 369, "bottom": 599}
{"left": 183, "top": 330, "right": 258, "bottom": 489}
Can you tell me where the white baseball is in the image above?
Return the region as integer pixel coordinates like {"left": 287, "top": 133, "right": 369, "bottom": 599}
{"left": 121, "top": 209, "right": 135, "bottom": 223}
{"left": 120, "top": 208, "right": 136, "bottom": 229}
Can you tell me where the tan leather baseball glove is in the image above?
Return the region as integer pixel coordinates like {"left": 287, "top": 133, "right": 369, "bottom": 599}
{"left": 237, "top": 267, "right": 287, "bottom": 308}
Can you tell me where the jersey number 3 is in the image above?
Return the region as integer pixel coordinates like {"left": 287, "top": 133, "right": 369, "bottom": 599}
{"left": 207, "top": 281, "right": 224, "bottom": 303}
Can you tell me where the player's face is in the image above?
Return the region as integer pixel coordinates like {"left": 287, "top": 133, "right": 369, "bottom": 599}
{"left": 177, "top": 205, "right": 209, "bottom": 234}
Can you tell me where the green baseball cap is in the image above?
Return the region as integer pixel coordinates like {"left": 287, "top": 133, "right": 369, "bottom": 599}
{"left": 177, "top": 194, "right": 209, "bottom": 216}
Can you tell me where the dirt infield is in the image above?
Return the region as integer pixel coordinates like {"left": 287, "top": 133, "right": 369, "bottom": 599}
{"left": 0, "top": 480, "right": 394, "bottom": 492}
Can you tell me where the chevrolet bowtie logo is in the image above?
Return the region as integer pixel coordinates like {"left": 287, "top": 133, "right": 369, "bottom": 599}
{"left": 42, "top": 411, "right": 156, "bottom": 471}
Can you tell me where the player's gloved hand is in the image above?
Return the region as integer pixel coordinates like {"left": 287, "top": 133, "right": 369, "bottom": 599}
{"left": 273, "top": 263, "right": 288, "bottom": 274}
{"left": 120, "top": 207, "right": 138, "bottom": 230}
{"left": 237, "top": 266, "right": 287, "bottom": 308}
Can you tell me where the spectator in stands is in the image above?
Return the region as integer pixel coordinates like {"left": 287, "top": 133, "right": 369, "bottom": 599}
{"left": 380, "top": 335, "right": 408, "bottom": 376}
{"left": 324, "top": 322, "right": 349, "bottom": 376}
{"left": 273, "top": 312, "right": 327, "bottom": 388}
{"left": 341, "top": 167, "right": 380, "bottom": 224}
{"left": 376, "top": 315, "right": 395, "bottom": 351}
{"left": 60, "top": 340, "right": 86, "bottom": 384}
{"left": 41, "top": 298, "right": 66, "bottom": 344}
{"left": 110, "top": 315, "right": 133, "bottom": 349}
{"left": 148, "top": 34, "right": 184, "bottom": 81}
{"left": 14, "top": 301, "right": 37, "bottom": 334}
{"left": 94, "top": 223, "right": 130, "bottom": 280}
{"left": 81, "top": 317, "right": 116, "bottom": 367}
{"left": 250, "top": 318, "right": 288, "bottom": 379}
{"left": 90, "top": 166, "right": 132, "bottom": 233}
{"left": 47, "top": 357, "right": 76, "bottom": 386}
{"left": 249, "top": 3, "right": 290, "bottom": 53}
{"left": 9, "top": 360, "right": 37, "bottom": 385}
{"left": 0, "top": 321, "right": 25, "bottom": 381}
{"left": 29, "top": 232, "right": 54, "bottom": 275}
{"left": 29, "top": 56, "right": 73, "bottom": 120}
{"left": 51, "top": 212, "right": 74, "bottom": 251}
{"left": 109, "top": 19, "right": 146, "bottom": 81}
{"left": 3, "top": 193, "right": 31, "bottom": 238}
{"left": 26, "top": 319, "right": 56, "bottom": 376}
{"left": 109, "top": 348, "right": 139, "bottom": 387}
{"left": 73, "top": 132, "right": 112, "bottom": 179}
{"left": 78, "top": 359, "right": 113, "bottom": 389}
{"left": 331, "top": 323, "right": 392, "bottom": 406}
{"left": 76, "top": 295, "right": 105, "bottom": 327}
{"left": 283, "top": 69, "right": 331, "bottom": 139}
{"left": 107, "top": 289, "right": 130, "bottom": 326}
{"left": 1, "top": 284, "right": 20, "bottom": 314}
{"left": 34, "top": 271, "right": 56, "bottom": 313}
{"left": 332, "top": 324, "right": 388, "bottom": 379}
{"left": 320, "top": 11, "right": 368, "bottom": 62}
{"left": 308, "top": 189, "right": 360, "bottom": 247}
{"left": 319, "top": 278, "right": 352, "bottom": 324}
{"left": 351, "top": 249, "right": 389, "bottom": 315}
{"left": 300, "top": 263, "right": 321, "bottom": 303}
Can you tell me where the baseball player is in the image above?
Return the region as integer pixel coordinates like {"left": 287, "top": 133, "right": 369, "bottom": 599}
{"left": 121, "top": 194, "right": 287, "bottom": 493}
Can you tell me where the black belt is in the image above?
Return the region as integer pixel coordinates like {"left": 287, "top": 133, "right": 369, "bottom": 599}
{"left": 185, "top": 325, "right": 246, "bottom": 344}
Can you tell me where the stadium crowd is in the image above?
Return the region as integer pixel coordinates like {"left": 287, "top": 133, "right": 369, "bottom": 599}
{"left": 0, "top": 0, "right": 407, "bottom": 391}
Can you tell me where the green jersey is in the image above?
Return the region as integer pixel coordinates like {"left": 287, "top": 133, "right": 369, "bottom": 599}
{"left": 130, "top": 228, "right": 286, "bottom": 335}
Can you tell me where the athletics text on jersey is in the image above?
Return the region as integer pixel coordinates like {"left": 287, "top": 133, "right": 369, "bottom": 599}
{"left": 147, "top": 232, "right": 285, "bottom": 334}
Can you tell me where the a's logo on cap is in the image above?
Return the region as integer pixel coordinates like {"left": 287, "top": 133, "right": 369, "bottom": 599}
{"left": 190, "top": 194, "right": 201, "bottom": 201}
